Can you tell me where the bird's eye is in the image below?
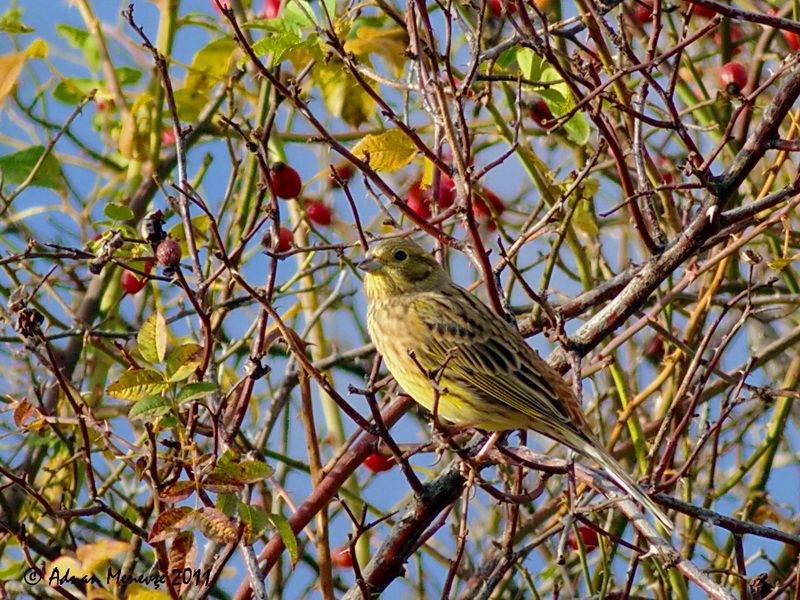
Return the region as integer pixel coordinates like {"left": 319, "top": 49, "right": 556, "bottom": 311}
{"left": 394, "top": 250, "right": 408, "bottom": 261}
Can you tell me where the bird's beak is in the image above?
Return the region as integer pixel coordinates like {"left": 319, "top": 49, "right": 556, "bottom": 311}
{"left": 358, "top": 257, "right": 383, "bottom": 273}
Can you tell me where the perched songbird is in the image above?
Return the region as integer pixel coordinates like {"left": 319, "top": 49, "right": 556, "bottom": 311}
{"left": 359, "top": 238, "right": 672, "bottom": 532}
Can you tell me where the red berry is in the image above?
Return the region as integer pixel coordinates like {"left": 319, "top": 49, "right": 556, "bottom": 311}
{"left": 433, "top": 172, "right": 456, "bottom": 209}
{"left": 567, "top": 526, "right": 600, "bottom": 552}
{"left": 121, "top": 260, "right": 153, "bottom": 295}
{"left": 407, "top": 182, "right": 432, "bottom": 219}
{"left": 363, "top": 452, "right": 394, "bottom": 473}
{"left": 633, "top": 1, "right": 653, "bottom": 23}
{"left": 473, "top": 189, "right": 504, "bottom": 220}
{"left": 782, "top": 29, "right": 800, "bottom": 52}
{"left": 489, "top": 0, "right": 516, "bottom": 17}
{"left": 270, "top": 162, "right": 303, "bottom": 199}
{"left": 452, "top": 76, "right": 474, "bottom": 99}
{"left": 263, "top": 0, "right": 281, "bottom": 18}
{"left": 156, "top": 238, "right": 182, "bottom": 267}
{"left": 306, "top": 201, "right": 332, "bottom": 226}
{"left": 331, "top": 546, "right": 353, "bottom": 568}
{"left": 685, "top": 1, "right": 715, "bottom": 18}
{"left": 328, "top": 162, "right": 355, "bottom": 188}
{"left": 644, "top": 334, "right": 665, "bottom": 363}
{"left": 276, "top": 227, "right": 293, "bottom": 252}
{"left": 658, "top": 156, "right": 673, "bottom": 185}
{"left": 720, "top": 61, "right": 747, "bottom": 94}
{"left": 768, "top": 9, "right": 799, "bottom": 51}
{"left": 713, "top": 25, "right": 744, "bottom": 55}
{"left": 529, "top": 99, "right": 554, "bottom": 128}
{"left": 472, "top": 189, "right": 504, "bottom": 231}
{"left": 161, "top": 127, "right": 176, "bottom": 146}
{"left": 95, "top": 99, "right": 108, "bottom": 111}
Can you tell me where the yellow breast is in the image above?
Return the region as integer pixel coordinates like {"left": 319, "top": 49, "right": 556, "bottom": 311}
{"left": 367, "top": 297, "right": 525, "bottom": 431}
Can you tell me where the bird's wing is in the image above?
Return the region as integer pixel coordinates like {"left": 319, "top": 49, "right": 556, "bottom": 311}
{"left": 410, "top": 286, "right": 586, "bottom": 431}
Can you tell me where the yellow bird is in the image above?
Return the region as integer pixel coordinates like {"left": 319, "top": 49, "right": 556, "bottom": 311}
{"left": 359, "top": 238, "right": 672, "bottom": 532}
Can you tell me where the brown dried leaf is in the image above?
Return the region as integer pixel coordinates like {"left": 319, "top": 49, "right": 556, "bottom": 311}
{"left": 195, "top": 507, "right": 238, "bottom": 544}
{"left": 148, "top": 507, "right": 195, "bottom": 544}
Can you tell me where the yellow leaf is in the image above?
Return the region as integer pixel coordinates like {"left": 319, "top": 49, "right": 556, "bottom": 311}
{"left": 421, "top": 158, "right": 435, "bottom": 188}
{"left": 0, "top": 53, "right": 25, "bottom": 105}
{"left": 118, "top": 111, "right": 146, "bottom": 160}
{"left": 344, "top": 26, "right": 408, "bottom": 77}
{"left": 767, "top": 251, "right": 800, "bottom": 271}
{"left": 25, "top": 39, "right": 48, "bottom": 60}
{"left": 77, "top": 539, "right": 132, "bottom": 574}
{"left": 352, "top": 128, "right": 417, "bottom": 172}
{"left": 138, "top": 312, "right": 168, "bottom": 364}
{"left": 168, "top": 216, "right": 209, "bottom": 257}
{"left": 47, "top": 555, "right": 89, "bottom": 583}
{"left": 106, "top": 368, "right": 168, "bottom": 401}
{"left": 572, "top": 198, "right": 599, "bottom": 236}
{"left": 126, "top": 585, "right": 173, "bottom": 600}
{"left": 184, "top": 37, "right": 237, "bottom": 93}
{"left": 313, "top": 59, "right": 375, "bottom": 128}
{"left": 768, "top": 258, "right": 792, "bottom": 271}
{"left": 165, "top": 343, "right": 202, "bottom": 382}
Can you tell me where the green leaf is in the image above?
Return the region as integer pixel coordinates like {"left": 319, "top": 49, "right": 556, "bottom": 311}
{"left": 268, "top": 513, "right": 298, "bottom": 566}
{"left": 0, "top": 145, "right": 63, "bottom": 190}
{"left": 166, "top": 344, "right": 202, "bottom": 383}
{"left": 55, "top": 23, "right": 99, "bottom": 70}
{"left": 107, "top": 368, "right": 167, "bottom": 401}
{"left": 53, "top": 66, "right": 138, "bottom": 106}
{"left": 217, "top": 449, "right": 238, "bottom": 468}
{"left": 0, "top": 561, "right": 28, "bottom": 579}
{"left": 517, "top": 49, "right": 590, "bottom": 146}
{"left": 116, "top": 66, "right": 142, "bottom": 87}
{"left": 184, "top": 37, "right": 238, "bottom": 93}
{"left": 128, "top": 394, "right": 172, "bottom": 422}
{"left": 213, "top": 454, "right": 272, "bottom": 484}
{"left": 236, "top": 460, "right": 274, "bottom": 484}
{"left": 216, "top": 493, "right": 239, "bottom": 516}
{"left": 239, "top": 503, "right": 268, "bottom": 542}
{"left": 138, "top": 312, "right": 168, "bottom": 364}
{"left": 177, "top": 382, "right": 217, "bottom": 404}
{"left": 561, "top": 110, "right": 590, "bottom": 146}
{"left": 53, "top": 77, "right": 96, "bottom": 105}
{"left": 0, "top": 8, "right": 33, "bottom": 34}
{"left": 172, "top": 87, "right": 207, "bottom": 122}
{"left": 244, "top": 31, "right": 307, "bottom": 68}
{"left": 496, "top": 46, "right": 517, "bottom": 70}
{"left": 104, "top": 203, "right": 134, "bottom": 222}
{"left": 280, "top": 1, "right": 316, "bottom": 28}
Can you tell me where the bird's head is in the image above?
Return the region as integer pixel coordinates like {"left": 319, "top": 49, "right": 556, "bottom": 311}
{"left": 359, "top": 238, "right": 448, "bottom": 299}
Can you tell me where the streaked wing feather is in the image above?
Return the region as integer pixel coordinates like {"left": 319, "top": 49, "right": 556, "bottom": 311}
{"left": 410, "top": 286, "right": 578, "bottom": 430}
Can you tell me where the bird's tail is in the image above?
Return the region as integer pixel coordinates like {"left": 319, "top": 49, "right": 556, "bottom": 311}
{"left": 566, "top": 430, "right": 673, "bottom": 533}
